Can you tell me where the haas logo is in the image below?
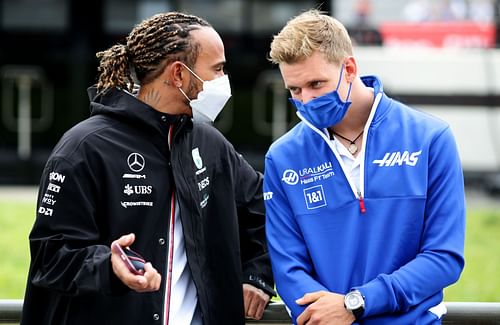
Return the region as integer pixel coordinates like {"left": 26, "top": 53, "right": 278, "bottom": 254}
{"left": 372, "top": 150, "right": 422, "bottom": 167}
{"left": 282, "top": 169, "right": 299, "bottom": 185}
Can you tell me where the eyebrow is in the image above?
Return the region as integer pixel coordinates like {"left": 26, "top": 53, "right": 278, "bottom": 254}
{"left": 212, "top": 60, "right": 226, "bottom": 68}
{"left": 286, "top": 79, "right": 327, "bottom": 89}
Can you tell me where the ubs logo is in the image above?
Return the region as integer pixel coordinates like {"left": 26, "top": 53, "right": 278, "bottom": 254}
{"left": 282, "top": 169, "right": 299, "bottom": 185}
{"left": 123, "top": 184, "right": 153, "bottom": 196}
{"left": 127, "top": 153, "right": 145, "bottom": 172}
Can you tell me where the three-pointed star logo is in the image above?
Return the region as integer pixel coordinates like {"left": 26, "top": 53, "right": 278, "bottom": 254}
{"left": 127, "top": 153, "right": 145, "bottom": 172}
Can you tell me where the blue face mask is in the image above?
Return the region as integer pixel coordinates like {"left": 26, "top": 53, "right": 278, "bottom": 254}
{"left": 290, "top": 65, "right": 352, "bottom": 129}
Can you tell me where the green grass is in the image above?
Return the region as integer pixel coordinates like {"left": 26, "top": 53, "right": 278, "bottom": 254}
{"left": 444, "top": 209, "right": 500, "bottom": 301}
{"left": 0, "top": 200, "right": 35, "bottom": 298}
{"left": 0, "top": 199, "right": 499, "bottom": 301}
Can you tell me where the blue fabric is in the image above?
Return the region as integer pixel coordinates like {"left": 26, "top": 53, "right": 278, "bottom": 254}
{"left": 290, "top": 65, "right": 352, "bottom": 129}
{"left": 264, "top": 76, "right": 465, "bottom": 324}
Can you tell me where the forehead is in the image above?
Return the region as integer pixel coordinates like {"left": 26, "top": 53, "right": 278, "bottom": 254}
{"left": 191, "top": 27, "right": 225, "bottom": 66}
{"left": 279, "top": 51, "right": 338, "bottom": 87}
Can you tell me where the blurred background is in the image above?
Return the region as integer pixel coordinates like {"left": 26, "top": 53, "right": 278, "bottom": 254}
{"left": 0, "top": 0, "right": 500, "bottom": 193}
{"left": 1, "top": 0, "right": 500, "bottom": 304}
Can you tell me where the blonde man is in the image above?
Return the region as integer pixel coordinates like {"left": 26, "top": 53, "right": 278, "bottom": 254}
{"left": 264, "top": 9, "right": 465, "bottom": 325}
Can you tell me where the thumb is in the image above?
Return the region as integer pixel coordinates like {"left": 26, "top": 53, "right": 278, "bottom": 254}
{"left": 296, "top": 291, "right": 325, "bottom": 305}
{"left": 117, "top": 233, "right": 135, "bottom": 247}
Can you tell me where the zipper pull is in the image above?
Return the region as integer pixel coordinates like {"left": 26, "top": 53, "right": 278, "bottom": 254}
{"left": 168, "top": 125, "right": 174, "bottom": 150}
{"left": 358, "top": 192, "right": 366, "bottom": 214}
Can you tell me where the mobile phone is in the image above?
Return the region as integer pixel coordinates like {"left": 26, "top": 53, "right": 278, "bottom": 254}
{"left": 111, "top": 242, "right": 146, "bottom": 275}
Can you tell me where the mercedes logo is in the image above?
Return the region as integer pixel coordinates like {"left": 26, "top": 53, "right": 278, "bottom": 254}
{"left": 127, "top": 153, "right": 145, "bottom": 172}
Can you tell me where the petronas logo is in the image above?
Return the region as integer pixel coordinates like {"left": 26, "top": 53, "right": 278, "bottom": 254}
{"left": 192, "top": 148, "right": 203, "bottom": 169}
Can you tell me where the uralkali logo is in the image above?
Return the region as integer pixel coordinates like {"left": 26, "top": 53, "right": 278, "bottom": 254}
{"left": 281, "top": 161, "right": 335, "bottom": 186}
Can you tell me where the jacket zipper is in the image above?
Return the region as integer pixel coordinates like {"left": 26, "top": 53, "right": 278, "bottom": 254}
{"left": 295, "top": 93, "right": 382, "bottom": 215}
{"left": 164, "top": 125, "right": 175, "bottom": 325}
{"left": 357, "top": 192, "right": 366, "bottom": 214}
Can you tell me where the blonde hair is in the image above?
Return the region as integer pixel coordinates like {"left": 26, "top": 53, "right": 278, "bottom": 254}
{"left": 269, "top": 9, "right": 353, "bottom": 65}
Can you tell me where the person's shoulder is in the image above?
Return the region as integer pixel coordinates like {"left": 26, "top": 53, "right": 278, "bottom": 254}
{"left": 192, "top": 122, "right": 232, "bottom": 144}
{"left": 193, "top": 121, "right": 222, "bottom": 135}
{"left": 391, "top": 99, "right": 450, "bottom": 131}
{"left": 63, "top": 115, "right": 112, "bottom": 141}
{"left": 267, "top": 122, "right": 307, "bottom": 156}
{"left": 52, "top": 115, "right": 113, "bottom": 157}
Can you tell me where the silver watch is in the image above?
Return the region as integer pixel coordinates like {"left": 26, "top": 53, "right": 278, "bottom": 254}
{"left": 344, "top": 289, "right": 365, "bottom": 320}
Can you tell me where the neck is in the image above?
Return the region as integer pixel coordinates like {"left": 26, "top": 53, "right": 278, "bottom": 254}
{"left": 137, "top": 82, "right": 190, "bottom": 115}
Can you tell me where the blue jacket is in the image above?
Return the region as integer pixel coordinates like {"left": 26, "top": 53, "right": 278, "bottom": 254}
{"left": 264, "top": 76, "right": 465, "bottom": 324}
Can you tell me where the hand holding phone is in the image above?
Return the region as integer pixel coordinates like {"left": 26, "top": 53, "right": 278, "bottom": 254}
{"left": 111, "top": 242, "right": 146, "bottom": 275}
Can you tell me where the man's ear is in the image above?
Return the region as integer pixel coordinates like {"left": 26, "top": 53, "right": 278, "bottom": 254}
{"left": 165, "top": 61, "right": 186, "bottom": 88}
{"left": 344, "top": 56, "right": 357, "bottom": 83}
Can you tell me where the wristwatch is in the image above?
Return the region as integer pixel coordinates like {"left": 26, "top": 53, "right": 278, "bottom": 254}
{"left": 344, "top": 289, "right": 365, "bottom": 320}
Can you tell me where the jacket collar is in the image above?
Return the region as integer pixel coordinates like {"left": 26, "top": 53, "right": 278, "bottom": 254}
{"left": 87, "top": 86, "right": 192, "bottom": 137}
{"left": 360, "top": 75, "right": 392, "bottom": 126}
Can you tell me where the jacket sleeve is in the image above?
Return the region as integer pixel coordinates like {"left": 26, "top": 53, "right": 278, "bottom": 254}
{"left": 264, "top": 155, "right": 328, "bottom": 322}
{"left": 28, "top": 156, "right": 128, "bottom": 297}
{"left": 238, "top": 205, "right": 276, "bottom": 297}
{"left": 228, "top": 146, "right": 276, "bottom": 297}
{"left": 355, "top": 126, "right": 466, "bottom": 317}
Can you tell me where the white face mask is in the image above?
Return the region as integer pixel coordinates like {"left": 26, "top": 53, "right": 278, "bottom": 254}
{"left": 178, "top": 64, "right": 232, "bottom": 123}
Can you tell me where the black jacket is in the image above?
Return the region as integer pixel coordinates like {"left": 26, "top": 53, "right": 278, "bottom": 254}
{"left": 21, "top": 87, "right": 274, "bottom": 325}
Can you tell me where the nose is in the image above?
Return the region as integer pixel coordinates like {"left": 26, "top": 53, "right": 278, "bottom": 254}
{"left": 300, "top": 89, "right": 316, "bottom": 104}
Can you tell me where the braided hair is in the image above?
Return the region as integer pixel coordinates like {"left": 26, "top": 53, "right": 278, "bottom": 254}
{"left": 96, "top": 12, "right": 211, "bottom": 92}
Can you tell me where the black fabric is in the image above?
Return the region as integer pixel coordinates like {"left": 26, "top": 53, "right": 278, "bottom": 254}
{"left": 21, "top": 86, "right": 274, "bottom": 325}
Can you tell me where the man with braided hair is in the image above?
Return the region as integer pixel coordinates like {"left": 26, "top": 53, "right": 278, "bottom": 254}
{"left": 21, "top": 12, "right": 274, "bottom": 325}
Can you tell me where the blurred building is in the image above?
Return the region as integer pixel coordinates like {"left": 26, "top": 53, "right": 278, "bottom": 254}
{"left": 0, "top": 0, "right": 331, "bottom": 183}
{"left": 1, "top": 0, "right": 500, "bottom": 191}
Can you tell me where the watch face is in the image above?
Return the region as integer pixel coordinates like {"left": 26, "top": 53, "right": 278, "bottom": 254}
{"left": 346, "top": 292, "right": 363, "bottom": 309}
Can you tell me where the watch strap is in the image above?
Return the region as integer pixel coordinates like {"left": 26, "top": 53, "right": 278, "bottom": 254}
{"left": 345, "top": 289, "right": 365, "bottom": 320}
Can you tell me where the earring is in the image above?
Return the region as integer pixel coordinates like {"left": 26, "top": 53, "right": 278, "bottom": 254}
{"left": 163, "top": 80, "right": 170, "bottom": 85}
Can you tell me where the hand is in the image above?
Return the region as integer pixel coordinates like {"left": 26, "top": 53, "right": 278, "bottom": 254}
{"left": 111, "top": 233, "right": 161, "bottom": 292}
{"left": 296, "top": 291, "right": 355, "bottom": 325}
{"left": 243, "top": 283, "right": 270, "bottom": 320}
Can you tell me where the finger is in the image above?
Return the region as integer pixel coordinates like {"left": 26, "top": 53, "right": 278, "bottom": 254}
{"left": 246, "top": 295, "right": 259, "bottom": 319}
{"left": 296, "top": 307, "right": 310, "bottom": 325}
{"left": 118, "top": 233, "right": 135, "bottom": 247}
{"left": 254, "top": 299, "right": 267, "bottom": 320}
{"left": 243, "top": 285, "right": 252, "bottom": 316}
{"left": 111, "top": 234, "right": 135, "bottom": 255}
{"left": 258, "top": 293, "right": 271, "bottom": 319}
{"left": 143, "top": 263, "right": 161, "bottom": 291}
{"left": 153, "top": 271, "right": 162, "bottom": 290}
{"left": 143, "top": 261, "right": 155, "bottom": 274}
{"left": 111, "top": 251, "right": 132, "bottom": 276}
{"left": 123, "top": 272, "right": 148, "bottom": 292}
{"left": 261, "top": 292, "right": 271, "bottom": 305}
{"left": 296, "top": 291, "right": 324, "bottom": 305}
{"left": 244, "top": 292, "right": 255, "bottom": 318}
{"left": 132, "top": 279, "right": 150, "bottom": 292}
{"left": 249, "top": 290, "right": 270, "bottom": 320}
